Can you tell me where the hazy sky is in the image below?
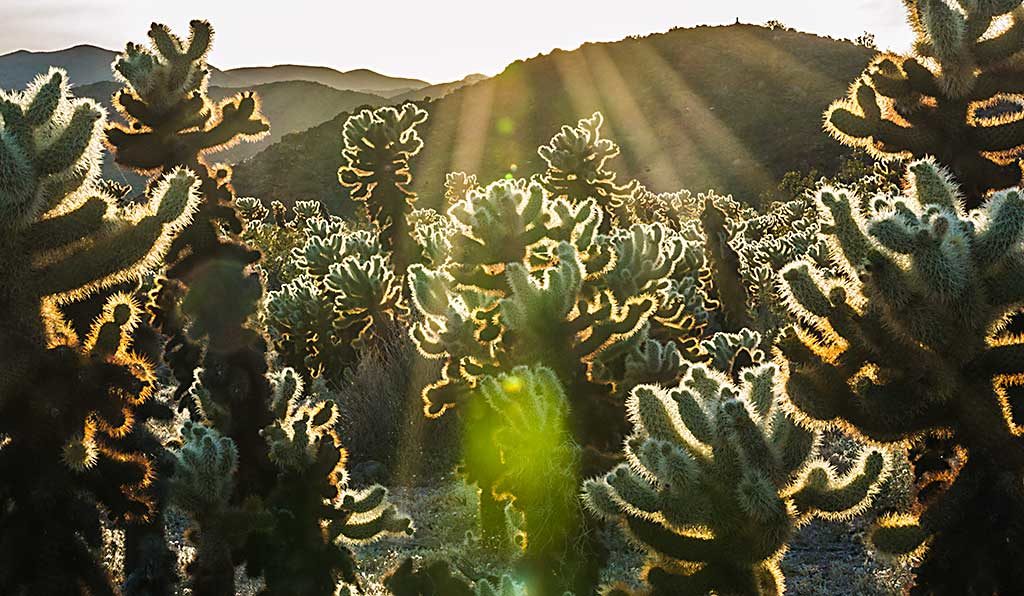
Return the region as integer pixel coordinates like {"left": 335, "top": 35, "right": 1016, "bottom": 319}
{"left": 1, "top": 0, "right": 913, "bottom": 82}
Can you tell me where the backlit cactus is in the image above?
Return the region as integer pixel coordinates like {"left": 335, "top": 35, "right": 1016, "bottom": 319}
{"left": 826, "top": 0, "right": 1024, "bottom": 205}
{"left": 538, "top": 111, "right": 637, "bottom": 230}
{"left": 338, "top": 104, "right": 428, "bottom": 271}
{"left": 407, "top": 181, "right": 671, "bottom": 450}
{"left": 779, "top": 158, "right": 1024, "bottom": 593}
{"left": 584, "top": 362, "right": 887, "bottom": 596}
{"left": 242, "top": 367, "right": 413, "bottom": 595}
{"left": 0, "top": 68, "right": 198, "bottom": 594}
{"left": 265, "top": 217, "right": 407, "bottom": 380}
{"left": 106, "top": 20, "right": 282, "bottom": 593}
{"left": 462, "top": 366, "right": 592, "bottom": 594}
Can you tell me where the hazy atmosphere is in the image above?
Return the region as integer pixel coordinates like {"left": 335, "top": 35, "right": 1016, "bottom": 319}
{"left": 2, "top": 0, "right": 909, "bottom": 80}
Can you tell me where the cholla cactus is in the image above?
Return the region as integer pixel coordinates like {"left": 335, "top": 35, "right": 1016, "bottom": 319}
{"left": 0, "top": 70, "right": 198, "bottom": 594}
{"left": 445, "top": 171, "right": 479, "bottom": 205}
{"left": 728, "top": 197, "right": 831, "bottom": 343}
{"left": 778, "top": 158, "right": 1024, "bottom": 593}
{"left": 463, "top": 367, "right": 593, "bottom": 594}
{"left": 265, "top": 218, "right": 406, "bottom": 380}
{"left": 244, "top": 367, "right": 413, "bottom": 595}
{"left": 826, "top": 0, "right": 1024, "bottom": 205}
{"left": 584, "top": 362, "right": 887, "bottom": 596}
{"left": 106, "top": 20, "right": 280, "bottom": 594}
{"left": 622, "top": 185, "right": 703, "bottom": 230}
{"left": 237, "top": 198, "right": 320, "bottom": 288}
{"left": 170, "top": 422, "right": 266, "bottom": 596}
{"left": 338, "top": 104, "right": 428, "bottom": 270}
{"left": 538, "top": 112, "right": 637, "bottom": 230}
{"left": 108, "top": 20, "right": 268, "bottom": 174}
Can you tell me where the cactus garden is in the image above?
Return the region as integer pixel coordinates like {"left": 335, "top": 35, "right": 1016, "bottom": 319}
{"left": 5, "top": 1, "right": 1024, "bottom": 594}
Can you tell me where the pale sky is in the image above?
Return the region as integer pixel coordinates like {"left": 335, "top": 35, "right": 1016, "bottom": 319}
{"left": 1, "top": 0, "right": 913, "bottom": 83}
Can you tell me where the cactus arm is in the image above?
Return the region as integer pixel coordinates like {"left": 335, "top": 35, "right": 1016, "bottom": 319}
{"left": 336, "top": 506, "right": 412, "bottom": 542}
{"left": 791, "top": 450, "right": 886, "bottom": 518}
{"left": 24, "top": 196, "right": 108, "bottom": 251}
{"left": 624, "top": 516, "right": 715, "bottom": 562}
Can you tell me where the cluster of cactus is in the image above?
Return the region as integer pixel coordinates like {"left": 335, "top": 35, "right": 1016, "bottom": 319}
{"left": 779, "top": 158, "right": 1024, "bottom": 593}
{"left": 263, "top": 209, "right": 407, "bottom": 381}
{"left": 0, "top": 68, "right": 199, "bottom": 593}
{"left": 406, "top": 179, "right": 715, "bottom": 449}
{"left": 585, "top": 360, "right": 888, "bottom": 595}
{"left": 172, "top": 367, "right": 412, "bottom": 595}
{"left": 621, "top": 185, "right": 704, "bottom": 231}
{"left": 826, "top": 0, "right": 1024, "bottom": 205}
{"left": 236, "top": 197, "right": 322, "bottom": 289}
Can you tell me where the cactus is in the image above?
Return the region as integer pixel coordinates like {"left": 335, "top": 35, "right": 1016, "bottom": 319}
{"left": 778, "top": 158, "right": 1024, "bottom": 593}
{"left": 445, "top": 171, "right": 480, "bottom": 206}
{"left": 338, "top": 104, "right": 429, "bottom": 272}
{"left": 622, "top": 185, "right": 703, "bottom": 231}
{"left": 826, "top": 0, "right": 1024, "bottom": 205}
{"left": 0, "top": 69, "right": 198, "bottom": 594}
{"left": 462, "top": 367, "right": 596, "bottom": 594}
{"left": 538, "top": 112, "right": 637, "bottom": 230}
{"left": 105, "top": 19, "right": 283, "bottom": 592}
{"left": 584, "top": 362, "right": 887, "bottom": 596}
{"left": 265, "top": 217, "right": 407, "bottom": 380}
{"left": 239, "top": 367, "right": 413, "bottom": 595}
{"left": 170, "top": 422, "right": 266, "bottom": 596}
{"left": 408, "top": 181, "right": 664, "bottom": 452}
{"left": 238, "top": 198, "right": 318, "bottom": 289}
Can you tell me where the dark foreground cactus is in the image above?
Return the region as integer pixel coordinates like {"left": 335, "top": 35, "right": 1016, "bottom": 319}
{"left": 0, "top": 68, "right": 198, "bottom": 594}
{"left": 779, "top": 158, "right": 1024, "bottom": 593}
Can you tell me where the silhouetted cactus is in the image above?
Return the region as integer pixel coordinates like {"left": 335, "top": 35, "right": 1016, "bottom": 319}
{"left": 105, "top": 19, "right": 280, "bottom": 593}
{"left": 338, "top": 104, "right": 428, "bottom": 272}
{"left": 779, "top": 158, "right": 1024, "bottom": 593}
{"left": 826, "top": 0, "right": 1024, "bottom": 206}
{"left": 0, "top": 68, "right": 198, "bottom": 594}
{"left": 538, "top": 112, "right": 637, "bottom": 230}
{"left": 584, "top": 362, "right": 887, "bottom": 596}
{"left": 241, "top": 367, "right": 413, "bottom": 595}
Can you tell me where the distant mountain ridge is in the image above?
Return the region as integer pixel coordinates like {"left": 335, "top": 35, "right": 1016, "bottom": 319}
{"left": 0, "top": 45, "right": 435, "bottom": 96}
{"left": 210, "top": 65, "right": 430, "bottom": 97}
{"left": 233, "top": 24, "right": 876, "bottom": 215}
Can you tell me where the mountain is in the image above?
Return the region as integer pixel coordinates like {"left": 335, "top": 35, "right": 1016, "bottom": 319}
{"left": 1, "top": 46, "right": 429, "bottom": 97}
{"left": 389, "top": 73, "right": 489, "bottom": 103}
{"left": 232, "top": 23, "right": 876, "bottom": 215}
{"left": 76, "top": 79, "right": 386, "bottom": 194}
{"left": 210, "top": 65, "right": 430, "bottom": 97}
{"left": 0, "top": 45, "right": 118, "bottom": 89}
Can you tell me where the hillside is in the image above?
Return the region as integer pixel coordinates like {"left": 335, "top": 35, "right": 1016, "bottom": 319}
{"left": 233, "top": 24, "right": 875, "bottom": 214}
{"left": 210, "top": 65, "right": 429, "bottom": 96}
{"left": 0, "top": 45, "right": 119, "bottom": 88}
{"left": 76, "top": 79, "right": 386, "bottom": 194}
{"left": 389, "top": 73, "right": 489, "bottom": 103}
